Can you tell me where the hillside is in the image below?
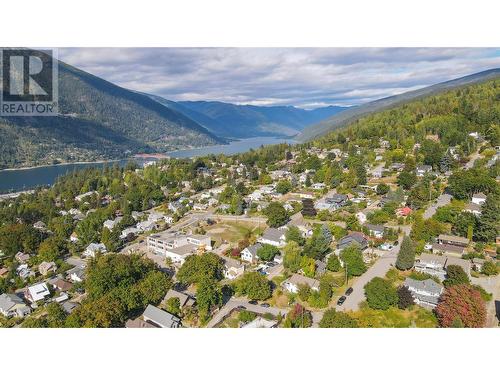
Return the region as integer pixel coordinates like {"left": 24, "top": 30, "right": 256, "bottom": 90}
{"left": 149, "top": 98, "right": 348, "bottom": 138}
{"left": 0, "top": 50, "right": 222, "bottom": 169}
{"left": 313, "top": 76, "right": 500, "bottom": 150}
{"left": 297, "top": 68, "right": 500, "bottom": 142}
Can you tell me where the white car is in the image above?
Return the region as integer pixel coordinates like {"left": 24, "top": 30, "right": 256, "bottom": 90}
{"left": 424, "top": 243, "right": 433, "bottom": 250}
{"left": 379, "top": 243, "right": 393, "bottom": 251}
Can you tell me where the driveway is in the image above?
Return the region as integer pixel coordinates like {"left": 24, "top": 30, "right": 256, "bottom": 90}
{"left": 336, "top": 225, "right": 411, "bottom": 312}
{"left": 423, "top": 193, "right": 452, "bottom": 220}
{"left": 206, "top": 297, "right": 288, "bottom": 328}
{"left": 471, "top": 275, "right": 500, "bottom": 327}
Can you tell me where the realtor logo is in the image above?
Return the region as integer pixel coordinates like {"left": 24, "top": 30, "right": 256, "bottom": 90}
{"left": 1, "top": 48, "right": 58, "bottom": 116}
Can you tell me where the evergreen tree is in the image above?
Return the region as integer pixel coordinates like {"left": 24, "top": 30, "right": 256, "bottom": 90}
{"left": 396, "top": 235, "right": 415, "bottom": 270}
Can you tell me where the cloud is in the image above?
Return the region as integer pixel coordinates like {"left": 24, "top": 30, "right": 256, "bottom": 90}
{"left": 58, "top": 48, "right": 500, "bottom": 108}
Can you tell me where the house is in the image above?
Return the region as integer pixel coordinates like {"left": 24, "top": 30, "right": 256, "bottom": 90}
{"left": 162, "top": 289, "right": 195, "bottom": 309}
{"left": 131, "top": 211, "right": 145, "bottom": 221}
{"left": 472, "top": 258, "right": 486, "bottom": 272}
{"left": 315, "top": 260, "right": 327, "bottom": 277}
{"left": 337, "top": 232, "right": 368, "bottom": 251}
{"left": 403, "top": 278, "right": 443, "bottom": 309}
{"left": 16, "top": 264, "right": 35, "bottom": 280}
{"left": 15, "top": 252, "right": 30, "bottom": 264}
{"left": 53, "top": 279, "right": 73, "bottom": 292}
{"left": 142, "top": 304, "right": 181, "bottom": 328}
{"left": 136, "top": 220, "right": 158, "bottom": 232}
{"left": 356, "top": 210, "right": 368, "bottom": 225}
{"left": 0, "top": 267, "right": 8, "bottom": 278}
{"left": 416, "top": 165, "right": 433, "bottom": 177}
{"left": 38, "top": 261, "right": 57, "bottom": 276}
{"left": 222, "top": 257, "right": 245, "bottom": 280}
{"left": 471, "top": 192, "right": 487, "bottom": 205}
{"left": 312, "top": 182, "right": 326, "bottom": 190}
{"left": 288, "top": 212, "right": 313, "bottom": 238}
{"left": 125, "top": 318, "right": 157, "bottom": 328}
{"left": 103, "top": 216, "right": 123, "bottom": 231}
{"left": 33, "top": 221, "right": 47, "bottom": 231}
{"left": 464, "top": 202, "right": 482, "bottom": 216}
{"left": 241, "top": 317, "right": 278, "bottom": 328}
{"left": 241, "top": 243, "right": 262, "bottom": 263}
{"left": 257, "top": 228, "right": 286, "bottom": 248}
{"left": 75, "top": 191, "right": 97, "bottom": 202}
{"left": 365, "top": 224, "right": 385, "bottom": 239}
{"left": 316, "top": 193, "right": 348, "bottom": 211}
{"left": 25, "top": 282, "right": 51, "bottom": 303}
{"left": 70, "top": 232, "right": 79, "bottom": 243}
{"left": 83, "top": 243, "right": 107, "bottom": 258}
{"left": 120, "top": 227, "right": 142, "bottom": 240}
{"left": 283, "top": 274, "right": 320, "bottom": 294}
{"left": 370, "top": 164, "right": 384, "bottom": 178}
{"left": 396, "top": 206, "right": 412, "bottom": 217}
{"left": 0, "top": 293, "right": 31, "bottom": 318}
{"left": 67, "top": 266, "right": 86, "bottom": 283}
{"left": 61, "top": 301, "right": 78, "bottom": 314}
{"left": 434, "top": 234, "right": 469, "bottom": 257}
{"left": 414, "top": 253, "right": 471, "bottom": 281}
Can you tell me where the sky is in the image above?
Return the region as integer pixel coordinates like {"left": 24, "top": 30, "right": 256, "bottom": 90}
{"left": 58, "top": 48, "right": 500, "bottom": 109}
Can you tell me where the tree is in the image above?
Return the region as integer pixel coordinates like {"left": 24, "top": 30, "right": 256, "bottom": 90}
{"left": 397, "top": 286, "right": 415, "bottom": 309}
{"left": 376, "top": 183, "right": 390, "bottom": 195}
{"left": 283, "top": 241, "right": 302, "bottom": 273}
{"left": 364, "top": 277, "right": 399, "bottom": 310}
{"left": 286, "top": 225, "right": 305, "bottom": 246}
{"left": 327, "top": 254, "right": 341, "bottom": 272}
{"left": 45, "top": 302, "right": 68, "bottom": 328}
{"left": 283, "top": 304, "right": 312, "bottom": 328}
{"left": 164, "top": 297, "right": 181, "bottom": 316}
{"left": 319, "top": 309, "right": 358, "bottom": 328}
{"left": 397, "top": 171, "right": 417, "bottom": 190}
{"left": 444, "top": 265, "right": 470, "bottom": 287}
{"left": 256, "top": 244, "right": 280, "bottom": 261}
{"left": 475, "top": 193, "right": 500, "bottom": 242}
{"left": 276, "top": 180, "right": 292, "bottom": 194}
{"left": 233, "top": 272, "right": 271, "bottom": 300}
{"left": 435, "top": 284, "right": 486, "bottom": 328}
{"left": 395, "top": 236, "right": 415, "bottom": 270}
{"left": 481, "top": 261, "right": 498, "bottom": 276}
{"left": 196, "top": 276, "right": 222, "bottom": 322}
{"left": 263, "top": 202, "right": 289, "bottom": 228}
{"left": 303, "top": 226, "right": 331, "bottom": 259}
{"left": 340, "top": 245, "right": 367, "bottom": 277}
{"left": 38, "top": 236, "right": 65, "bottom": 262}
{"left": 176, "top": 253, "right": 224, "bottom": 285}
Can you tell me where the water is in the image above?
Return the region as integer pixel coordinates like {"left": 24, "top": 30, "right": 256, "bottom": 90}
{"left": 0, "top": 137, "right": 294, "bottom": 193}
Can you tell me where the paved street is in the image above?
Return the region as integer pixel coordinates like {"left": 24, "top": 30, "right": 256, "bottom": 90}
{"left": 336, "top": 225, "right": 411, "bottom": 312}
{"left": 423, "top": 193, "right": 452, "bottom": 219}
{"left": 206, "top": 297, "right": 289, "bottom": 328}
{"left": 472, "top": 275, "right": 500, "bottom": 327}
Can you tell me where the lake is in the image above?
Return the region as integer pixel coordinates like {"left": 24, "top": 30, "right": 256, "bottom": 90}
{"left": 0, "top": 137, "right": 294, "bottom": 193}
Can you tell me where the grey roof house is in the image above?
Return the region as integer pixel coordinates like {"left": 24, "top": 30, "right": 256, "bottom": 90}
{"left": 142, "top": 304, "right": 181, "bottom": 328}
{"left": 403, "top": 278, "right": 443, "bottom": 309}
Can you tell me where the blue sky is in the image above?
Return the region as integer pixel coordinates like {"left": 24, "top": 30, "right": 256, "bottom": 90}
{"left": 59, "top": 48, "right": 500, "bottom": 108}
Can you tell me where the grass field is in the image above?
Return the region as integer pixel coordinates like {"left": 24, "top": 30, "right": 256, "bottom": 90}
{"left": 203, "top": 220, "right": 265, "bottom": 247}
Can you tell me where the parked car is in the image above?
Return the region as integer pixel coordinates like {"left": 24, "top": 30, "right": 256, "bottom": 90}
{"left": 393, "top": 240, "right": 399, "bottom": 246}
{"left": 248, "top": 300, "right": 258, "bottom": 305}
{"left": 337, "top": 296, "right": 347, "bottom": 306}
{"left": 345, "top": 287, "right": 353, "bottom": 296}
{"left": 238, "top": 305, "right": 247, "bottom": 310}
{"left": 260, "top": 303, "right": 270, "bottom": 308}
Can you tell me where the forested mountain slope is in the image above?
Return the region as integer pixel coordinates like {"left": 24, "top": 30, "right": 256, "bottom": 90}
{"left": 298, "top": 68, "right": 500, "bottom": 142}
{"left": 313, "top": 77, "right": 500, "bottom": 152}
{"left": 0, "top": 51, "right": 221, "bottom": 169}
{"left": 151, "top": 99, "right": 348, "bottom": 138}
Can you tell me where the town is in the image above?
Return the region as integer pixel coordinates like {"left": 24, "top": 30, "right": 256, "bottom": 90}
{"left": 1, "top": 84, "right": 499, "bottom": 328}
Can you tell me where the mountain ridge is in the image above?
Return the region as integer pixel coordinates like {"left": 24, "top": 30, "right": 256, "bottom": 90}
{"left": 297, "top": 68, "right": 500, "bottom": 142}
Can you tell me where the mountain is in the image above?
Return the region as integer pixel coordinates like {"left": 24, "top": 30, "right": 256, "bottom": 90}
{"left": 147, "top": 96, "right": 348, "bottom": 138}
{"left": 297, "top": 68, "right": 500, "bottom": 142}
{"left": 0, "top": 50, "right": 222, "bottom": 169}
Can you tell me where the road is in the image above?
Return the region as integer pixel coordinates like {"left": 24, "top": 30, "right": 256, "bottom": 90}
{"left": 471, "top": 275, "right": 500, "bottom": 327}
{"left": 206, "top": 297, "right": 289, "bottom": 328}
{"left": 423, "top": 193, "right": 452, "bottom": 220}
{"left": 336, "top": 225, "right": 411, "bottom": 312}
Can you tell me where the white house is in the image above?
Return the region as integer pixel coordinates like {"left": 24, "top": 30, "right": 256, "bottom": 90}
{"left": 471, "top": 193, "right": 487, "bottom": 206}
{"left": 25, "top": 282, "right": 51, "bottom": 303}
{"left": 83, "top": 243, "right": 107, "bottom": 258}
{"left": 0, "top": 294, "right": 31, "bottom": 318}
{"left": 241, "top": 243, "right": 262, "bottom": 263}
{"left": 403, "top": 278, "right": 443, "bottom": 309}
{"left": 103, "top": 216, "right": 123, "bottom": 231}
{"left": 365, "top": 224, "right": 385, "bottom": 239}
{"left": 136, "top": 220, "right": 158, "bottom": 232}
{"left": 257, "top": 228, "right": 286, "bottom": 248}
{"left": 147, "top": 232, "right": 212, "bottom": 264}
{"left": 282, "top": 274, "right": 319, "bottom": 294}
{"left": 222, "top": 257, "right": 245, "bottom": 280}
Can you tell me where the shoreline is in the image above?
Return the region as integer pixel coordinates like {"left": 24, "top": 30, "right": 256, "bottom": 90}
{"left": 0, "top": 159, "right": 124, "bottom": 172}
